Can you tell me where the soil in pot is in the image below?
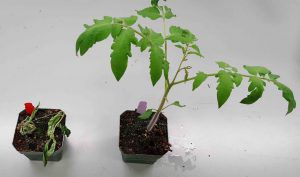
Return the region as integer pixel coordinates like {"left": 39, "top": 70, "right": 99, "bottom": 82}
{"left": 119, "top": 110, "right": 171, "bottom": 163}
{"left": 12, "top": 109, "right": 65, "bottom": 156}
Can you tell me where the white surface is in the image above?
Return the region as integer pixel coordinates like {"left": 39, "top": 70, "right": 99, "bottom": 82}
{"left": 0, "top": 0, "right": 300, "bottom": 177}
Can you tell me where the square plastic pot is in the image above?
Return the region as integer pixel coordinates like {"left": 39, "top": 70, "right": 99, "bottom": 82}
{"left": 12, "top": 108, "right": 66, "bottom": 162}
{"left": 119, "top": 110, "right": 169, "bottom": 164}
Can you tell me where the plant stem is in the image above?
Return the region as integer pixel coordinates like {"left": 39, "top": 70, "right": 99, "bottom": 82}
{"left": 161, "top": 7, "right": 170, "bottom": 91}
{"left": 147, "top": 49, "right": 274, "bottom": 131}
{"left": 147, "top": 84, "right": 171, "bottom": 131}
{"left": 173, "top": 73, "right": 273, "bottom": 85}
{"left": 147, "top": 45, "right": 189, "bottom": 132}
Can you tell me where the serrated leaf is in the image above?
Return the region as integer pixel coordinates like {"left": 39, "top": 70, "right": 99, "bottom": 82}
{"left": 149, "top": 46, "right": 164, "bottom": 86}
{"left": 76, "top": 16, "right": 113, "bottom": 55}
{"left": 139, "top": 25, "right": 164, "bottom": 46}
{"left": 240, "top": 76, "right": 265, "bottom": 104}
{"left": 137, "top": 25, "right": 164, "bottom": 53}
{"left": 190, "top": 44, "right": 203, "bottom": 57}
{"left": 138, "top": 109, "right": 153, "bottom": 119}
{"left": 192, "top": 72, "right": 207, "bottom": 91}
{"left": 111, "top": 24, "right": 122, "bottom": 38}
{"left": 243, "top": 65, "right": 271, "bottom": 76}
{"left": 273, "top": 81, "right": 296, "bottom": 114}
{"left": 123, "top": 15, "right": 138, "bottom": 26}
{"left": 268, "top": 73, "right": 280, "bottom": 80}
{"left": 93, "top": 16, "right": 113, "bottom": 25}
{"left": 138, "top": 38, "right": 149, "bottom": 52}
{"left": 138, "top": 24, "right": 148, "bottom": 35}
{"left": 110, "top": 29, "right": 137, "bottom": 81}
{"left": 216, "top": 70, "right": 234, "bottom": 108}
{"left": 164, "top": 6, "right": 176, "bottom": 19}
{"left": 151, "top": 0, "right": 159, "bottom": 6}
{"left": 162, "top": 60, "right": 169, "bottom": 82}
{"left": 232, "top": 73, "right": 243, "bottom": 87}
{"left": 149, "top": 32, "right": 164, "bottom": 46}
{"left": 216, "top": 61, "right": 238, "bottom": 72}
{"left": 171, "top": 101, "right": 186, "bottom": 108}
{"left": 137, "top": 6, "right": 161, "bottom": 20}
{"left": 167, "top": 26, "right": 197, "bottom": 44}
{"left": 113, "top": 16, "right": 138, "bottom": 26}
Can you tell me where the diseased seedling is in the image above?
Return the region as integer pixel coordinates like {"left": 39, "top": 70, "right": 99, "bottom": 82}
{"left": 18, "top": 103, "right": 71, "bottom": 166}
{"left": 76, "top": 0, "right": 296, "bottom": 132}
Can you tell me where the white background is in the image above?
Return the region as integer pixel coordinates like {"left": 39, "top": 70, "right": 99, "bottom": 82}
{"left": 0, "top": 0, "right": 299, "bottom": 176}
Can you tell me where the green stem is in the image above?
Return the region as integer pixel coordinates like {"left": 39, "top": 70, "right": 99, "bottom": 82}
{"left": 147, "top": 45, "right": 189, "bottom": 132}
{"left": 147, "top": 84, "right": 171, "bottom": 131}
{"left": 161, "top": 7, "right": 170, "bottom": 90}
{"left": 28, "top": 102, "right": 40, "bottom": 122}
{"left": 173, "top": 73, "right": 273, "bottom": 85}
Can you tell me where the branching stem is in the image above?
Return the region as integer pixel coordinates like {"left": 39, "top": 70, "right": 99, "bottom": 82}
{"left": 173, "top": 73, "right": 272, "bottom": 85}
{"left": 147, "top": 45, "right": 189, "bottom": 131}
{"left": 147, "top": 42, "right": 274, "bottom": 131}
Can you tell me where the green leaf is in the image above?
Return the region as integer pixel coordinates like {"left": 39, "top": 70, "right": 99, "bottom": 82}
{"left": 164, "top": 6, "right": 176, "bottom": 19}
{"left": 216, "top": 70, "right": 234, "bottom": 108}
{"left": 243, "top": 65, "right": 271, "bottom": 76}
{"left": 113, "top": 16, "right": 138, "bottom": 26}
{"left": 190, "top": 44, "right": 203, "bottom": 57}
{"left": 138, "top": 109, "right": 153, "bottom": 119}
{"left": 60, "top": 124, "right": 71, "bottom": 137}
{"left": 76, "top": 16, "right": 113, "bottom": 56}
{"left": 92, "top": 16, "right": 113, "bottom": 25}
{"left": 138, "top": 38, "right": 149, "bottom": 52}
{"left": 111, "top": 24, "right": 122, "bottom": 39}
{"left": 137, "top": 6, "right": 161, "bottom": 20}
{"left": 151, "top": 0, "right": 159, "bottom": 6}
{"left": 268, "top": 73, "right": 280, "bottom": 80}
{"left": 273, "top": 81, "right": 296, "bottom": 114}
{"left": 167, "top": 26, "right": 197, "bottom": 44}
{"left": 48, "top": 111, "right": 64, "bottom": 137}
{"left": 232, "top": 73, "right": 243, "bottom": 87}
{"left": 216, "top": 61, "right": 238, "bottom": 72}
{"left": 138, "top": 25, "right": 164, "bottom": 46}
{"left": 175, "top": 44, "right": 185, "bottom": 53}
{"left": 149, "top": 46, "right": 164, "bottom": 86}
{"left": 171, "top": 101, "right": 186, "bottom": 108}
{"left": 123, "top": 15, "right": 138, "bottom": 26}
{"left": 43, "top": 140, "right": 49, "bottom": 166}
{"left": 162, "top": 60, "right": 170, "bottom": 82}
{"left": 175, "top": 44, "right": 184, "bottom": 49}
{"left": 240, "top": 76, "right": 266, "bottom": 104}
{"left": 192, "top": 72, "right": 208, "bottom": 91}
{"left": 137, "top": 25, "right": 165, "bottom": 86}
{"left": 110, "top": 29, "right": 138, "bottom": 81}
{"left": 43, "top": 139, "right": 56, "bottom": 166}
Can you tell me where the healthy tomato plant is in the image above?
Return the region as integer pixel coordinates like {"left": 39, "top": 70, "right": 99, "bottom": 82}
{"left": 76, "top": 0, "right": 296, "bottom": 132}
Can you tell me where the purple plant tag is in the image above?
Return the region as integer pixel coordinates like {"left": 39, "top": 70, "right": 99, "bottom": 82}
{"left": 137, "top": 101, "right": 147, "bottom": 114}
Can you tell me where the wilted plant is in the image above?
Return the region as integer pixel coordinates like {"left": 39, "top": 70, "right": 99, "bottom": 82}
{"left": 18, "top": 103, "right": 71, "bottom": 166}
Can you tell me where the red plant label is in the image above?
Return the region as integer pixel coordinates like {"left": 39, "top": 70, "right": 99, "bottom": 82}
{"left": 24, "top": 103, "right": 35, "bottom": 115}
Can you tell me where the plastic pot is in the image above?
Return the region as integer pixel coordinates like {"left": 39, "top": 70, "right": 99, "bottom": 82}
{"left": 119, "top": 110, "right": 170, "bottom": 164}
{"left": 12, "top": 108, "right": 67, "bottom": 162}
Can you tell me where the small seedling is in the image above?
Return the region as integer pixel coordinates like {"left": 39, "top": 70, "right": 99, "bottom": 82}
{"left": 18, "top": 103, "right": 71, "bottom": 166}
{"left": 76, "top": 0, "right": 296, "bottom": 132}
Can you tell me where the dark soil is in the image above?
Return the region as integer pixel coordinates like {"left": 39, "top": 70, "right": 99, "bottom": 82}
{"left": 119, "top": 110, "right": 171, "bottom": 155}
{"left": 12, "top": 109, "right": 65, "bottom": 152}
